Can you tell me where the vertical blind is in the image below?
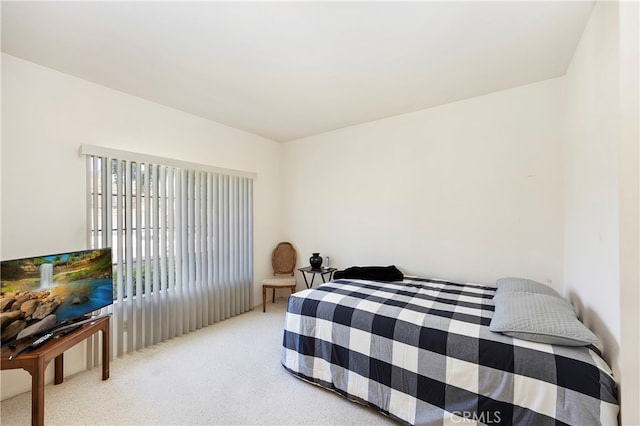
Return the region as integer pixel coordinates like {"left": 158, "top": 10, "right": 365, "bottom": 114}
{"left": 83, "top": 146, "right": 254, "bottom": 358}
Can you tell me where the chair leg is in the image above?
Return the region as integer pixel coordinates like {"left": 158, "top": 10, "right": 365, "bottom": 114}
{"left": 262, "top": 287, "right": 266, "bottom": 312}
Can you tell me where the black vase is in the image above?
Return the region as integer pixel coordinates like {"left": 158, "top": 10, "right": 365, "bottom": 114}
{"left": 309, "top": 253, "right": 322, "bottom": 269}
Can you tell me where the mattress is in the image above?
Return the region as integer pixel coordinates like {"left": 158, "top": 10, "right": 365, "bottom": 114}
{"left": 281, "top": 277, "right": 618, "bottom": 425}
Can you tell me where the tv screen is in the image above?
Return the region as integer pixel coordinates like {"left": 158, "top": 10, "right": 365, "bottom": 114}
{"left": 1, "top": 248, "right": 113, "bottom": 346}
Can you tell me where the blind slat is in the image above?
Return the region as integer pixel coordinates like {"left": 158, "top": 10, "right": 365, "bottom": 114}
{"left": 135, "top": 163, "right": 143, "bottom": 350}
{"left": 159, "top": 165, "right": 168, "bottom": 341}
{"left": 152, "top": 165, "right": 161, "bottom": 344}
{"left": 167, "top": 167, "right": 176, "bottom": 339}
{"left": 115, "top": 159, "right": 125, "bottom": 357}
{"left": 125, "top": 161, "right": 134, "bottom": 353}
{"left": 144, "top": 163, "right": 153, "bottom": 347}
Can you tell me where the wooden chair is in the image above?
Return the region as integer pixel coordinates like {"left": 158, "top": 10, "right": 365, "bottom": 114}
{"left": 262, "top": 242, "right": 297, "bottom": 312}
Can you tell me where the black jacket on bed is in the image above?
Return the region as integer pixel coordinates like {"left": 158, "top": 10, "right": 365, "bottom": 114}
{"left": 333, "top": 265, "right": 404, "bottom": 282}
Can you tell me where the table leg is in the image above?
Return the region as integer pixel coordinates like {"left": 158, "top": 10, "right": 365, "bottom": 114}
{"left": 54, "top": 354, "right": 64, "bottom": 385}
{"left": 321, "top": 271, "right": 335, "bottom": 283}
{"left": 310, "top": 274, "right": 316, "bottom": 287}
{"left": 102, "top": 323, "right": 110, "bottom": 381}
{"left": 301, "top": 273, "right": 311, "bottom": 288}
{"left": 32, "top": 359, "right": 45, "bottom": 426}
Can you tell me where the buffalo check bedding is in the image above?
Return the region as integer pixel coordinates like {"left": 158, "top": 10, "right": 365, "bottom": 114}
{"left": 281, "top": 277, "right": 618, "bottom": 425}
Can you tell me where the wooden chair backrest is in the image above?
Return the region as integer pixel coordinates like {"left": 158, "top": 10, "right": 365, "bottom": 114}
{"left": 272, "top": 242, "right": 297, "bottom": 276}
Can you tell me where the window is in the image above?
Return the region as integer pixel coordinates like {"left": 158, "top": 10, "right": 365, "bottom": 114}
{"left": 83, "top": 145, "right": 254, "bottom": 356}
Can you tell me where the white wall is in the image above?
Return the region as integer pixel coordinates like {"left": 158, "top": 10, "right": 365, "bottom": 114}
{"left": 618, "top": 2, "right": 640, "bottom": 423}
{"left": 564, "top": 2, "right": 639, "bottom": 424}
{"left": 283, "top": 78, "right": 565, "bottom": 288}
{"left": 564, "top": 0, "right": 621, "bottom": 359}
{"left": 1, "top": 54, "right": 284, "bottom": 399}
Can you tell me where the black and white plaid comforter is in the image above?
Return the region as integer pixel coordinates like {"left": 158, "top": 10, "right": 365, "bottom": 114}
{"left": 281, "top": 277, "right": 618, "bottom": 425}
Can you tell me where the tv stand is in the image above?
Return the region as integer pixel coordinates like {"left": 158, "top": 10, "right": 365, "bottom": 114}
{"left": 0, "top": 315, "right": 110, "bottom": 426}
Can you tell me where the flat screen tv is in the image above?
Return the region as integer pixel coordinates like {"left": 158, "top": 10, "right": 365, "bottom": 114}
{"left": 1, "top": 247, "right": 113, "bottom": 346}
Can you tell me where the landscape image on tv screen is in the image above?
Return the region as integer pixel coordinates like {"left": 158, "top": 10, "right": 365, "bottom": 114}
{"left": 1, "top": 248, "right": 113, "bottom": 345}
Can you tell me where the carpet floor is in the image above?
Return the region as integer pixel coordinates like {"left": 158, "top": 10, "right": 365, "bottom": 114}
{"left": 0, "top": 298, "right": 397, "bottom": 425}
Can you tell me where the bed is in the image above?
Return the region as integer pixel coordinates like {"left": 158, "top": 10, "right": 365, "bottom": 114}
{"left": 281, "top": 276, "right": 618, "bottom": 425}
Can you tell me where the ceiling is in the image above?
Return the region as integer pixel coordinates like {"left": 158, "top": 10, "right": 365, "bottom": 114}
{"left": 1, "top": 1, "right": 594, "bottom": 142}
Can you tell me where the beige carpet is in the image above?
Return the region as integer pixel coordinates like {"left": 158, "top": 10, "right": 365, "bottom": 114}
{"left": 0, "top": 298, "right": 396, "bottom": 425}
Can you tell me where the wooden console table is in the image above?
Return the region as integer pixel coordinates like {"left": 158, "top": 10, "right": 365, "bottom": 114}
{"left": 0, "top": 315, "right": 110, "bottom": 426}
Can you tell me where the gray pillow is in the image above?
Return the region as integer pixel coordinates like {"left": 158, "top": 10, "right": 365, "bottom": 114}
{"left": 495, "top": 277, "right": 561, "bottom": 298}
{"left": 490, "top": 292, "right": 598, "bottom": 346}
